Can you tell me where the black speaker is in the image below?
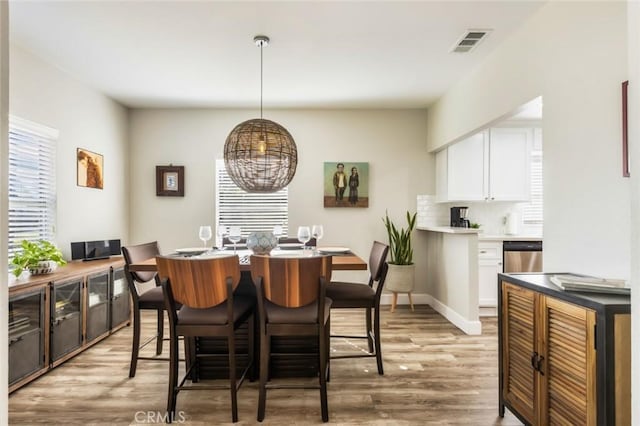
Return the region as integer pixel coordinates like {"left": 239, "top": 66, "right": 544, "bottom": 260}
{"left": 70, "top": 239, "right": 122, "bottom": 261}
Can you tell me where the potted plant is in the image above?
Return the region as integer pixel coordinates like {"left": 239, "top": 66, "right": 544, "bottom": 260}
{"left": 382, "top": 211, "right": 417, "bottom": 312}
{"left": 11, "top": 240, "right": 66, "bottom": 277}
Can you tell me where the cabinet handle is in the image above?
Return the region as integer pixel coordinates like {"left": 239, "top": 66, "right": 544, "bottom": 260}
{"left": 480, "top": 250, "right": 487, "bottom": 254}
{"left": 536, "top": 355, "right": 545, "bottom": 375}
{"left": 530, "top": 352, "right": 538, "bottom": 370}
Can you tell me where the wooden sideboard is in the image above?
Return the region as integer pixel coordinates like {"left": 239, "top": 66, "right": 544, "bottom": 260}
{"left": 498, "top": 273, "right": 630, "bottom": 425}
{"left": 8, "top": 257, "right": 130, "bottom": 393}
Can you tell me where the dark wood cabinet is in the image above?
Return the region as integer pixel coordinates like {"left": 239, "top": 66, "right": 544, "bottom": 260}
{"left": 8, "top": 258, "right": 129, "bottom": 393}
{"left": 498, "top": 273, "right": 630, "bottom": 426}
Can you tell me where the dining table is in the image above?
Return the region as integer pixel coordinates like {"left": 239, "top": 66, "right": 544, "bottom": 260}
{"left": 127, "top": 246, "right": 368, "bottom": 380}
{"left": 127, "top": 248, "right": 368, "bottom": 273}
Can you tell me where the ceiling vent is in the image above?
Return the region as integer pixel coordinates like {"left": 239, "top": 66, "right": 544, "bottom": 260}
{"left": 450, "top": 29, "right": 492, "bottom": 53}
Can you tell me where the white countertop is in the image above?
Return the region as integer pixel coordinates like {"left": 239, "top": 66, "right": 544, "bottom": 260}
{"left": 417, "top": 226, "right": 480, "bottom": 234}
{"left": 417, "top": 226, "right": 541, "bottom": 241}
{"left": 478, "top": 234, "right": 542, "bottom": 242}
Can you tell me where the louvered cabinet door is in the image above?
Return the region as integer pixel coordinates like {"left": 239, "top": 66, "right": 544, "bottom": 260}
{"left": 501, "top": 282, "right": 537, "bottom": 424}
{"left": 537, "top": 296, "right": 597, "bottom": 425}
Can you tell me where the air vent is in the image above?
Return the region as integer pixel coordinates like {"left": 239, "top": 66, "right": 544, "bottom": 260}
{"left": 450, "top": 29, "right": 492, "bottom": 53}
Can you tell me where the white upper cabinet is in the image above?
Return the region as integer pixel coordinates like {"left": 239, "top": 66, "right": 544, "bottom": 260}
{"left": 488, "top": 128, "right": 532, "bottom": 201}
{"left": 436, "top": 128, "right": 532, "bottom": 202}
{"left": 447, "top": 132, "right": 486, "bottom": 201}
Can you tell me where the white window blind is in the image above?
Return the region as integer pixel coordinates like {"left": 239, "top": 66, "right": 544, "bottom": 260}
{"left": 523, "top": 150, "right": 543, "bottom": 224}
{"left": 8, "top": 116, "right": 58, "bottom": 258}
{"left": 215, "top": 159, "right": 289, "bottom": 238}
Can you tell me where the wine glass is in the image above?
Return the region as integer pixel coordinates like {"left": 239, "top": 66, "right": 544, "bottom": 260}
{"left": 198, "top": 225, "right": 212, "bottom": 250}
{"left": 312, "top": 225, "right": 324, "bottom": 253}
{"left": 228, "top": 226, "right": 242, "bottom": 254}
{"left": 217, "top": 225, "right": 228, "bottom": 249}
{"left": 297, "top": 226, "right": 311, "bottom": 250}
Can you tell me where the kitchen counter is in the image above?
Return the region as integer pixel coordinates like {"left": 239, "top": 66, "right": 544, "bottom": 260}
{"left": 478, "top": 234, "right": 542, "bottom": 242}
{"left": 417, "top": 226, "right": 480, "bottom": 234}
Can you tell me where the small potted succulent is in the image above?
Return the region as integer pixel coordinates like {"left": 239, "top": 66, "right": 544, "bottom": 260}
{"left": 11, "top": 240, "right": 66, "bottom": 277}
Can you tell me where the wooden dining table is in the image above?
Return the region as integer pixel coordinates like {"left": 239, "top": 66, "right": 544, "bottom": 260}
{"left": 128, "top": 250, "right": 368, "bottom": 272}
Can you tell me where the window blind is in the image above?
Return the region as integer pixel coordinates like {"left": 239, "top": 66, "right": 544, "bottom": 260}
{"left": 523, "top": 151, "right": 543, "bottom": 224}
{"left": 215, "top": 159, "right": 289, "bottom": 238}
{"left": 8, "top": 116, "right": 58, "bottom": 259}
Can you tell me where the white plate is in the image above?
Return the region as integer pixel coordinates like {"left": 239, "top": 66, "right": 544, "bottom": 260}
{"left": 278, "top": 243, "right": 304, "bottom": 250}
{"left": 317, "top": 246, "right": 350, "bottom": 254}
{"left": 175, "top": 247, "right": 209, "bottom": 255}
{"left": 270, "top": 250, "right": 314, "bottom": 258}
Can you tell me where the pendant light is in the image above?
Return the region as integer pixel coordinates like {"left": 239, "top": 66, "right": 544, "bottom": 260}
{"left": 224, "top": 35, "right": 298, "bottom": 193}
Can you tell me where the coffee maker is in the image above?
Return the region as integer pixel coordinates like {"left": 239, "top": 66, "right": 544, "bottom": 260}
{"left": 450, "top": 206, "right": 470, "bottom": 228}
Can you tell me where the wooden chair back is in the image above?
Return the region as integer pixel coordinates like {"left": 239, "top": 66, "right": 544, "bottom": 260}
{"left": 156, "top": 255, "right": 241, "bottom": 308}
{"left": 369, "top": 241, "right": 390, "bottom": 283}
{"left": 250, "top": 255, "right": 330, "bottom": 308}
{"left": 122, "top": 241, "right": 161, "bottom": 283}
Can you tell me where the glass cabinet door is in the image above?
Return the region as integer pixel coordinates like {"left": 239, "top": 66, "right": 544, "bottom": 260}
{"left": 9, "top": 289, "right": 45, "bottom": 384}
{"left": 87, "top": 271, "right": 110, "bottom": 341}
{"left": 110, "top": 267, "right": 131, "bottom": 329}
{"left": 51, "top": 279, "right": 82, "bottom": 361}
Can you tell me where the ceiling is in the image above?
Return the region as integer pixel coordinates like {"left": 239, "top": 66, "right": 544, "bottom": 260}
{"left": 9, "top": 1, "right": 545, "bottom": 109}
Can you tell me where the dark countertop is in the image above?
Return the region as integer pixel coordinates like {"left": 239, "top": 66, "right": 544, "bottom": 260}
{"left": 499, "top": 272, "right": 630, "bottom": 313}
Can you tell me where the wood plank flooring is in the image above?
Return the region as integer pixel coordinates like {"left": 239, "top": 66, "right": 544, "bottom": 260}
{"left": 9, "top": 305, "right": 523, "bottom": 425}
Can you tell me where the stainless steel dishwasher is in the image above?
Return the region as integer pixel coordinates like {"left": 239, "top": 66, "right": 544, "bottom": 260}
{"left": 503, "top": 240, "right": 543, "bottom": 273}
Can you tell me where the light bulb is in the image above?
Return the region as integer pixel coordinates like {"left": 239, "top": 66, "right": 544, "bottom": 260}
{"left": 258, "top": 135, "right": 266, "bottom": 153}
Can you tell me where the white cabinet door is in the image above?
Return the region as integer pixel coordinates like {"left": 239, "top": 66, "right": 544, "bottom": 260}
{"left": 447, "top": 132, "right": 485, "bottom": 201}
{"left": 488, "top": 128, "right": 531, "bottom": 201}
{"left": 478, "top": 242, "right": 503, "bottom": 307}
{"left": 478, "top": 259, "right": 501, "bottom": 307}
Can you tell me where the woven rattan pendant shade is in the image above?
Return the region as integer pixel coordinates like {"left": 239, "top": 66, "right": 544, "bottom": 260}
{"left": 224, "top": 35, "right": 298, "bottom": 193}
{"left": 224, "top": 118, "right": 297, "bottom": 193}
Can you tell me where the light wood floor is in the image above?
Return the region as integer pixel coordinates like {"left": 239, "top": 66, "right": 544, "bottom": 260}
{"left": 9, "top": 305, "right": 523, "bottom": 425}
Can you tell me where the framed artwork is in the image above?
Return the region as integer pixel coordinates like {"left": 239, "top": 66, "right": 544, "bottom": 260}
{"left": 622, "top": 80, "right": 630, "bottom": 177}
{"left": 156, "top": 165, "right": 184, "bottom": 197}
{"left": 323, "top": 162, "right": 369, "bottom": 208}
{"left": 77, "top": 148, "right": 104, "bottom": 189}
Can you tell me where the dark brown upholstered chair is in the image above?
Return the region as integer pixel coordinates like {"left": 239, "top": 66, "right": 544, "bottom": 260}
{"left": 157, "top": 255, "right": 254, "bottom": 423}
{"left": 250, "top": 255, "right": 332, "bottom": 422}
{"left": 325, "top": 241, "right": 389, "bottom": 375}
{"left": 122, "top": 241, "right": 178, "bottom": 378}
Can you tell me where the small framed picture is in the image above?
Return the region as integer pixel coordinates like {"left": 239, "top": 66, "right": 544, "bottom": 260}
{"left": 156, "top": 165, "right": 184, "bottom": 197}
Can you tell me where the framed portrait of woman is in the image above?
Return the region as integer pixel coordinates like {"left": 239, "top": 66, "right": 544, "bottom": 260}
{"left": 77, "top": 148, "right": 104, "bottom": 189}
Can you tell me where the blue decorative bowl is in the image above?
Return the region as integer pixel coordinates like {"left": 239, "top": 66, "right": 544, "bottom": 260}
{"left": 246, "top": 231, "right": 278, "bottom": 255}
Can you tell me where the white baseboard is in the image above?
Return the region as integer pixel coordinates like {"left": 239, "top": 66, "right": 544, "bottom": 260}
{"left": 380, "top": 293, "right": 430, "bottom": 306}
{"left": 426, "top": 295, "right": 482, "bottom": 335}
{"left": 380, "top": 293, "right": 482, "bottom": 335}
{"left": 479, "top": 306, "right": 497, "bottom": 317}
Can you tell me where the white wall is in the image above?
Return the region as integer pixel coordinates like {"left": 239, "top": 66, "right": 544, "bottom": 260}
{"left": 627, "top": 1, "right": 639, "bottom": 422}
{"left": 9, "top": 45, "right": 129, "bottom": 258}
{"left": 427, "top": 2, "right": 630, "bottom": 280}
{"left": 128, "top": 108, "right": 432, "bottom": 289}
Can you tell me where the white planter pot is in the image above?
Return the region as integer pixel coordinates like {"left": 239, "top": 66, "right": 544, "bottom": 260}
{"left": 385, "top": 263, "right": 415, "bottom": 293}
{"left": 28, "top": 260, "right": 58, "bottom": 275}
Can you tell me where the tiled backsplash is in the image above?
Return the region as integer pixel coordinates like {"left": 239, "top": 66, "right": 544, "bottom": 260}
{"left": 416, "top": 195, "right": 542, "bottom": 236}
